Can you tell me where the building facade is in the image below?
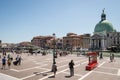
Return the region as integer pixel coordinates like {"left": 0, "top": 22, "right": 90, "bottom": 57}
{"left": 91, "top": 9, "right": 120, "bottom": 51}
{"left": 31, "top": 36, "right": 44, "bottom": 47}
{"left": 31, "top": 35, "right": 55, "bottom": 49}
{"left": 63, "top": 33, "right": 90, "bottom": 50}
{"left": 63, "top": 33, "right": 82, "bottom": 50}
{"left": 106, "top": 32, "right": 120, "bottom": 48}
{"left": 82, "top": 34, "right": 91, "bottom": 49}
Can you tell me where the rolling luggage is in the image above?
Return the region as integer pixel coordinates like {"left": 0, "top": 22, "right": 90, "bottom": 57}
{"left": 13, "top": 61, "right": 18, "bottom": 65}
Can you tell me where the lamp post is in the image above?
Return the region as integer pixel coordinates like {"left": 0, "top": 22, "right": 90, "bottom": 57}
{"left": 53, "top": 33, "right": 56, "bottom": 64}
{"left": 51, "top": 33, "right": 56, "bottom": 72}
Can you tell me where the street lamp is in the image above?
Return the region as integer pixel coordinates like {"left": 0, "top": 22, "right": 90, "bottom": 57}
{"left": 51, "top": 33, "right": 56, "bottom": 72}
{"left": 52, "top": 33, "right": 56, "bottom": 64}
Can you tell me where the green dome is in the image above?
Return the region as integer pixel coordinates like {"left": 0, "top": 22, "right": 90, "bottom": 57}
{"left": 94, "top": 20, "right": 115, "bottom": 33}
{"left": 94, "top": 9, "right": 116, "bottom": 34}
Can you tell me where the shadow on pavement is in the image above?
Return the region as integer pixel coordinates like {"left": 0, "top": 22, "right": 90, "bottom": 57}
{"left": 33, "top": 71, "right": 51, "bottom": 76}
{"left": 65, "top": 75, "right": 72, "bottom": 78}
{"left": 48, "top": 75, "right": 55, "bottom": 78}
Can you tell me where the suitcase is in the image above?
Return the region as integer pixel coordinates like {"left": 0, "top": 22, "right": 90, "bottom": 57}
{"left": 13, "top": 61, "right": 18, "bottom": 65}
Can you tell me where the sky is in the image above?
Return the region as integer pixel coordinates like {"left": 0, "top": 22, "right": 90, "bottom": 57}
{"left": 0, "top": 0, "right": 120, "bottom": 43}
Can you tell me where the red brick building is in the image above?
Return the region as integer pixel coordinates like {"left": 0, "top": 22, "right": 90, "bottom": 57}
{"left": 31, "top": 36, "right": 54, "bottom": 48}
{"left": 63, "top": 33, "right": 82, "bottom": 50}
{"left": 63, "top": 33, "right": 90, "bottom": 50}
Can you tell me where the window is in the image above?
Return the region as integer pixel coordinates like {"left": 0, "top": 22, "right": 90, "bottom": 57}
{"left": 66, "top": 40, "right": 69, "bottom": 43}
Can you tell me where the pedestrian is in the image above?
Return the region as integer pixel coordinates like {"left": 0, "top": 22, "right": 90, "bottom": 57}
{"left": 97, "top": 52, "right": 99, "bottom": 57}
{"left": 52, "top": 62, "right": 57, "bottom": 77}
{"left": 110, "top": 53, "right": 114, "bottom": 62}
{"left": 3, "top": 49, "right": 6, "bottom": 56}
{"left": 2, "top": 56, "right": 6, "bottom": 70}
{"left": 7, "top": 58, "right": 12, "bottom": 69}
{"left": 7, "top": 54, "right": 10, "bottom": 59}
{"left": 18, "top": 56, "right": 22, "bottom": 65}
{"left": 16, "top": 55, "right": 19, "bottom": 61}
{"left": 69, "top": 60, "right": 75, "bottom": 77}
{"left": 112, "top": 53, "right": 114, "bottom": 61}
{"left": 14, "top": 55, "right": 19, "bottom": 65}
{"left": 99, "top": 52, "right": 103, "bottom": 59}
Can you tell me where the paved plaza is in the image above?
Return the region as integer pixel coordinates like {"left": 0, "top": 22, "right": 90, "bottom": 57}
{"left": 0, "top": 52, "right": 120, "bottom": 80}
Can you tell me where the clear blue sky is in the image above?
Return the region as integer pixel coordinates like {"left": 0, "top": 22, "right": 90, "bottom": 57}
{"left": 0, "top": 0, "right": 120, "bottom": 43}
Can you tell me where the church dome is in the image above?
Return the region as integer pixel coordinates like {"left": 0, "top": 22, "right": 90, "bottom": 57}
{"left": 94, "top": 20, "right": 114, "bottom": 33}
{"left": 94, "top": 9, "right": 116, "bottom": 34}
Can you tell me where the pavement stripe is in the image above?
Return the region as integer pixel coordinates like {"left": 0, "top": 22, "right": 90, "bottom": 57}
{"left": 78, "top": 61, "right": 106, "bottom": 80}
{"left": 78, "top": 71, "right": 93, "bottom": 80}
{"left": 58, "top": 64, "right": 68, "bottom": 69}
{"left": 11, "top": 58, "right": 87, "bottom": 73}
{"left": 98, "top": 62, "right": 106, "bottom": 67}
{"left": 38, "top": 67, "right": 50, "bottom": 71}
{"left": 38, "top": 61, "right": 87, "bottom": 80}
{"left": 10, "top": 69, "right": 19, "bottom": 72}
{"left": 19, "top": 64, "right": 47, "bottom": 71}
{"left": 20, "top": 70, "right": 50, "bottom": 80}
{"left": 58, "top": 59, "right": 87, "bottom": 69}
{"left": 100, "top": 66, "right": 119, "bottom": 70}
{"left": 20, "top": 74, "right": 35, "bottom": 80}
{"left": 62, "top": 72, "right": 83, "bottom": 77}
{"left": 10, "top": 64, "right": 47, "bottom": 72}
{"left": 38, "top": 67, "right": 70, "bottom": 80}
{"left": 0, "top": 73, "right": 21, "bottom": 80}
{"left": 57, "top": 59, "right": 71, "bottom": 63}
{"left": 93, "top": 71, "right": 118, "bottom": 76}
{"left": 117, "top": 69, "right": 120, "bottom": 76}
{"left": 75, "top": 59, "right": 88, "bottom": 63}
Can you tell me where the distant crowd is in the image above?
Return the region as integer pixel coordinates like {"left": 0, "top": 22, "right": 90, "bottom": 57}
{"left": 1, "top": 49, "right": 22, "bottom": 70}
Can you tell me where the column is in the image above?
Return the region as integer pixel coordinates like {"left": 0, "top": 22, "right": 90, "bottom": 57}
{"left": 93, "top": 39, "right": 94, "bottom": 49}
{"left": 97, "top": 39, "right": 99, "bottom": 48}
{"left": 102, "top": 39, "right": 104, "bottom": 50}
{"left": 98, "top": 39, "right": 100, "bottom": 49}
{"left": 96, "top": 39, "right": 98, "bottom": 49}
{"left": 90, "top": 39, "right": 92, "bottom": 49}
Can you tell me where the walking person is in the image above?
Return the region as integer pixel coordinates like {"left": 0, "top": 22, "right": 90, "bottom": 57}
{"left": 13, "top": 55, "right": 19, "bottom": 66}
{"left": 3, "top": 49, "right": 6, "bottom": 56}
{"left": 112, "top": 53, "right": 114, "bottom": 61}
{"left": 18, "top": 56, "right": 22, "bottom": 65}
{"left": 110, "top": 53, "right": 114, "bottom": 62}
{"left": 7, "top": 54, "right": 10, "bottom": 59}
{"left": 69, "top": 60, "right": 75, "bottom": 77}
{"left": 2, "top": 56, "right": 6, "bottom": 70}
{"left": 52, "top": 62, "right": 57, "bottom": 77}
{"left": 7, "top": 58, "right": 12, "bottom": 69}
{"left": 99, "top": 52, "right": 103, "bottom": 59}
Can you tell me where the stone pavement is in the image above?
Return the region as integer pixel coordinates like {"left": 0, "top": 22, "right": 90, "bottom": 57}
{"left": 0, "top": 53, "right": 120, "bottom": 80}
{"left": 0, "top": 73, "right": 21, "bottom": 80}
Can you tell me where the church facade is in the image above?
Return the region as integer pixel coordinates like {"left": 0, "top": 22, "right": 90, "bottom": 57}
{"left": 91, "top": 10, "right": 120, "bottom": 51}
